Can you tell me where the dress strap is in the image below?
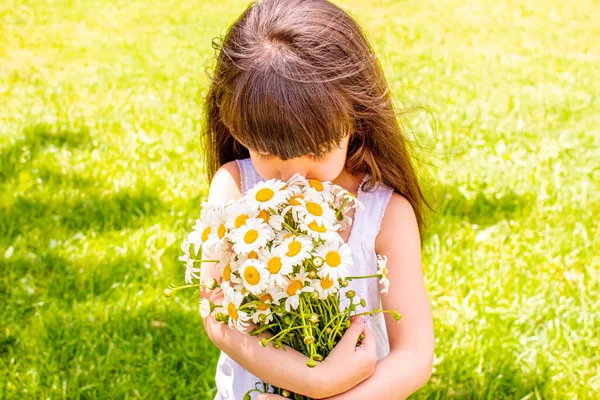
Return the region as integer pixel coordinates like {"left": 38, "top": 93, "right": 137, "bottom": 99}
{"left": 235, "top": 158, "right": 265, "bottom": 194}
{"left": 348, "top": 176, "right": 394, "bottom": 249}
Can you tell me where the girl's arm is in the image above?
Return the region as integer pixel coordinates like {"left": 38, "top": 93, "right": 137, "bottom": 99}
{"left": 199, "top": 162, "right": 376, "bottom": 399}
{"left": 324, "top": 193, "right": 434, "bottom": 399}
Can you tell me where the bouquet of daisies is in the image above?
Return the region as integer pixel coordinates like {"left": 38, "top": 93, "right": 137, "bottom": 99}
{"left": 167, "top": 174, "right": 400, "bottom": 400}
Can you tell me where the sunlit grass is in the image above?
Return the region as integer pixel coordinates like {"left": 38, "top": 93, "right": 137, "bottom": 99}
{"left": 1, "top": 0, "right": 598, "bottom": 398}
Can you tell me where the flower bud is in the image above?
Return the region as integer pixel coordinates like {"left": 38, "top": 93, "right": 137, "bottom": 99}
{"left": 312, "top": 354, "right": 323, "bottom": 361}
{"left": 308, "top": 270, "right": 317, "bottom": 279}
{"left": 340, "top": 279, "right": 349, "bottom": 287}
{"left": 311, "top": 291, "right": 320, "bottom": 300}
{"left": 282, "top": 390, "right": 291, "bottom": 397}
{"left": 303, "top": 336, "right": 315, "bottom": 345}
{"left": 258, "top": 313, "right": 267, "bottom": 323}
{"left": 208, "top": 278, "right": 219, "bottom": 290}
{"left": 360, "top": 298, "right": 366, "bottom": 307}
{"left": 306, "top": 359, "right": 317, "bottom": 368}
{"left": 325, "top": 327, "right": 333, "bottom": 335}
{"left": 214, "top": 312, "right": 225, "bottom": 322}
{"left": 345, "top": 290, "right": 356, "bottom": 299}
{"left": 392, "top": 311, "right": 402, "bottom": 321}
{"left": 313, "top": 257, "right": 324, "bottom": 267}
{"left": 309, "top": 314, "right": 319, "bottom": 324}
{"left": 273, "top": 342, "right": 281, "bottom": 349}
{"left": 163, "top": 288, "right": 172, "bottom": 298}
{"left": 259, "top": 338, "right": 269, "bottom": 347}
{"left": 359, "top": 333, "right": 365, "bottom": 341}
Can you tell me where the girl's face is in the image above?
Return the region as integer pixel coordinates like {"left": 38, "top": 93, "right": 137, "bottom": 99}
{"left": 248, "top": 135, "right": 350, "bottom": 182}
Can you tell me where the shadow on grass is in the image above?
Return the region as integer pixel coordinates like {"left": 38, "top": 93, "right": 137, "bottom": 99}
{"left": 3, "top": 296, "right": 220, "bottom": 399}
{"left": 0, "top": 123, "right": 93, "bottom": 182}
{"left": 0, "top": 183, "right": 167, "bottom": 239}
{"left": 423, "top": 184, "right": 534, "bottom": 238}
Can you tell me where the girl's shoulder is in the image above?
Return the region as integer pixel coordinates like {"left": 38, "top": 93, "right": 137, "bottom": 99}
{"left": 375, "top": 191, "right": 420, "bottom": 254}
{"left": 207, "top": 160, "right": 243, "bottom": 204}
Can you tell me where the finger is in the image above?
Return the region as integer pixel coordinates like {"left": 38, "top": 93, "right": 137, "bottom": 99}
{"left": 337, "top": 316, "right": 364, "bottom": 350}
{"left": 356, "top": 323, "right": 376, "bottom": 352}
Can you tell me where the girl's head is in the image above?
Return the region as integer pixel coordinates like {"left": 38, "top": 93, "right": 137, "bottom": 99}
{"left": 203, "top": 0, "right": 428, "bottom": 233}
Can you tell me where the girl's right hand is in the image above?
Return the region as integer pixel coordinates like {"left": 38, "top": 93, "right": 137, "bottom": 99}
{"left": 320, "top": 315, "right": 377, "bottom": 394}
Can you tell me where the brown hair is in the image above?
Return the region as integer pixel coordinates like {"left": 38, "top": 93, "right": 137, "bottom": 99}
{"left": 202, "top": 0, "right": 430, "bottom": 236}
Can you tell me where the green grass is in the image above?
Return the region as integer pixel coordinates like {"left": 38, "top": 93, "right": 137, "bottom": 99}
{"left": 1, "top": 0, "right": 598, "bottom": 398}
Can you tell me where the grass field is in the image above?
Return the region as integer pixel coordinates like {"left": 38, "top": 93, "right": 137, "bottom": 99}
{"left": 1, "top": 0, "right": 599, "bottom": 398}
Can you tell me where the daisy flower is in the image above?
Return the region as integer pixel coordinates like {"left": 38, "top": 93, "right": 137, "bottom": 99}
{"left": 377, "top": 254, "right": 390, "bottom": 295}
{"left": 199, "top": 298, "right": 215, "bottom": 318}
{"left": 282, "top": 267, "right": 315, "bottom": 312}
{"left": 225, "top": 202, "right": 258, "bottom": 230}
{"left": 186, "top": 218, "right": 213, "bottom": 256}
{"left": 303, "top": 178, "right": 335, "bottom": 203}
{"left": 246, "top": 179, "right": 289, "bottom": 211}
{"left": 259, "top": 246, "right": 294, "bottom": 286}
{"left": 238, "top": 259, "right": 270, "bottom": 295}
{"left": 256, "top": 208, "right": 284, "bottom": 231}
{"left": 273, "top": 230, "right": 296, "bottom": 244}
{"left": 299, "top": 218, "right": 339, "bottom": 241}
{"left": 281, "top": 235, "right": 313, "bottom": 265}
{"left": 222, "top": 287, "right": 250, "bottom": 332}
{"left": 219, "top": 257, "right": 240, "bottom": 292}
{"left": 296, "top": 198, "right": 337, "bottom": 226}
{"left": 180, "top": 238, "right": 200, "bottom": 284}
{"left": 311, "top": 274, "right": 340, "bottom": 299}
{"left": 249, "top": 286, "right": 287, "bottom": 324}
{"left": 315, "top": 240, "right": 353, "bottom": 280}
{"left": 229, "top": 218, "right": 273, "bottom": 255}
{"left": 286, "top": 173, "right": 308, "bottom": 190}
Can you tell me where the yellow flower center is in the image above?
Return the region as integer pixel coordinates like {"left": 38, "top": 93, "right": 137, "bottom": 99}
{"left": 227, "top": 303, "right": 238, "bottom": 320}
{"left": 258, "top": 209, "right": 270, "bottom": 223}
{"left": 321, "top": 275, "right": 334, "bottom": 289}
{"left": 235, "top": 214, "right": 249, "bottom": 228}
{"left": 218, "top": 223, "right": 226, "bottom": 239}
{"left": 256, "top": 188, "right": 275, "bottom": 202}
{"left": 258, "top": 294, "right": 273, "bottom": 311}
{"left": 287, "top": 280, "right": 303, "bottom": 296}
{"left": 289, "top": 196, "right": 302, "bottom": 206}
{"left": 382, "top": 267, "right": 388, "bottom": 277}
{"left": 223, "top": 264, "right": 231, "bottom": 281}
{"left": 244, "top": 230, "right": 258, "bottom": 244}
{"left": 306, "top": 202, "right": 323, "bottom": 216}
{"left": 308, "top": 179, "right": 324, "bottom": 191}
{"left": 267, "top": 257, "right": 282, "bottom": 274}
{"left": 202, "top": 226, "right": 211, "bottom": 242}
{"left": 287, "top": 241, "right": 302, "bottom": 257}
{"left": 244, "top": 266, "right": 261, "bottom": 285}
{"left": 248, "top": 251, "right": 258, "bottom": 259}
{"left": 308, "top": 221, "right": 327, "bottom": 233}
{"left": 326, "top": 251, "right": 341, "bottom": 267}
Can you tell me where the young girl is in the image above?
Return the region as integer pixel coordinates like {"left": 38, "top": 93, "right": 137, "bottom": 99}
{"left": 199, "top": 0, "right": 434, "bottom": 399}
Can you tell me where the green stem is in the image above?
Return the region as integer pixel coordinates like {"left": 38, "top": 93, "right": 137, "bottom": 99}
{"left": 282, "top": 221, "right": 298, "bottom": 235}
{"left": 346, "top": 274, "right": 381, "bottom": 280}
{"left": 335, "top": 197, "right": 349, "bottom": 219}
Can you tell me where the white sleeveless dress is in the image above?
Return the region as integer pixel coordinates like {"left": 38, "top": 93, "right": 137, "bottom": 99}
{"left": 213, "top": 158, "right": 393, "bottom": 400}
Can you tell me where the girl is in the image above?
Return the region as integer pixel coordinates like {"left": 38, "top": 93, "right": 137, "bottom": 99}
{"left": 199, "top": 0, "right": 434, "bottom": 399}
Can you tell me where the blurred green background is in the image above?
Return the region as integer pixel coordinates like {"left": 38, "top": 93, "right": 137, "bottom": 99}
{"left": 1, "top": 0, "right": 598, "bottom": 398}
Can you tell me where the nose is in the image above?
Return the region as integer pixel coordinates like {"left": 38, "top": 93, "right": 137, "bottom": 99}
{"left": 278, "top": 163, "right": 307, "bottom": 181}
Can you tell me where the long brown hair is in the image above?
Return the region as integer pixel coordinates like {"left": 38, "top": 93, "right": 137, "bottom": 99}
{"left": 202, "top": 0, "right": 430, "bottom": 237}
